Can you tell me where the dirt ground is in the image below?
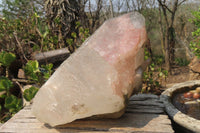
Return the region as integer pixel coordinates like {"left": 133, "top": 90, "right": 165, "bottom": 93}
{"left": 159, "top": 65, "right": 200, "bottom": 91}
{"left": 166, "top": 66, "right": 190, "bottom": 84}
{"left": 148, "top": 65, "right": 200, "bottom": 95}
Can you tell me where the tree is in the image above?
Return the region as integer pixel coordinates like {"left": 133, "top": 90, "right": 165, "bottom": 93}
{"left": 45, "top": 0, "right": 88, "bottom": 52}
{"left": 109, "top": 0, "right": 114, "bottom": 17}
{"left": 157, "top": 0, "right": 186, "bottom": 72}
{"left": 0, "top": 0, "right": 43, "bottom": 19}
{"left": 87, "top": 0, "right": 103, "bottom": 32}
{"left": 190, "top": 8, "right": 200, "bottom": 58}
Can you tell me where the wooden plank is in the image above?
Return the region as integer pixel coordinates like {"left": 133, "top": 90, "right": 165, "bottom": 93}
{"left": 32, "top": 48, "right": 70, "bottom": 64}
{"left": 0, "top": 94, "right": 174, "bottom": 133}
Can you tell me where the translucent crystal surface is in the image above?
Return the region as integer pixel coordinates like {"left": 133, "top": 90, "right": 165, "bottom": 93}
{"left": 32, "top": 12, "right": 147, "bottom": 126}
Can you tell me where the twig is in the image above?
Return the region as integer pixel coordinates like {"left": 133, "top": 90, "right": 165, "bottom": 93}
{"left": 15, "top": 81, "right": 24, "bottom": 94}
{"left": 14, "top": 80, "right": 27, "bottom": 106}
{"left": 13, "top": 32, "right": 28, "bottom": 62}
{"left": 0, "top": 113, "right": 10, "bottom": 122}
{"left": 157, "top": 0, "right": 173, "bottom": 13}
{"left": 36, "top": 28, "right": 43, "bottom": 38}
{"left": 178, "top": 0, "right": 186, "bottom": 7}
{"left": 5, "top": 68, "right": 9, "bottom": 78}
{"left": 12, "top": 78, "right": 33, "bottom": 84}
{"left": 0, "top": 91, "right": 6, "bottom": 97}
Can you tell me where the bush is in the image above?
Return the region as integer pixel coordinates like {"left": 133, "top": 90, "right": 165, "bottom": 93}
{"left": 190, "top": 8, "right": 200, "bottom": 58}
{"left": 24, "top": 60, "right": 53, "bottom": 85}
{"left": 0, "top": 51, "right": 53, "bottom": 122}
{"left": 142, "top": 50, "right": 168, "bottom": 94}
{"left": 0, "top": 51, "right": 22, "bottom": 122}
{"left": 0, "top": 12, "right": 61, "bottom": 62}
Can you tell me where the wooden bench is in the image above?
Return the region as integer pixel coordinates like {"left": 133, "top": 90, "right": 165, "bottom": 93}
{"left": 0, "top": 94, "right": 174, "bottom": 133}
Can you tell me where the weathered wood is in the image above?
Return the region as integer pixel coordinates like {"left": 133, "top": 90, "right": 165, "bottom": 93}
{"left": 0, "top": 94, "right": 174, "bottom": 133}
{"left": 32, "top": 48, "right": 70, "bottom": 64}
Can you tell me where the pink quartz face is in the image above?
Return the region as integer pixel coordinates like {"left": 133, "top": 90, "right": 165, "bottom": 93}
{"left": 88, "top": 13, "right": 147, "bottom": 97}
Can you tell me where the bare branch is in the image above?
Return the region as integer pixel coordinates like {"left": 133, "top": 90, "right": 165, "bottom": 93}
{"left": 158, "top": 0, "right": 169, "bottom": 26}
{"left": 13, "top": 32, "right": 28, "bottom": 62}
{"left": 178, "top": 0, "right": 186, "bottom": 6}
{"left": 109, "top": 0, "right": 114, "bottom": 17}
{"left": 157, "top": 0, "right": 173, "bottom": 13}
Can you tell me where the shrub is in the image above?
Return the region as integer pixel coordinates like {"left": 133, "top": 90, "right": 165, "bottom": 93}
{"left": 142, "top": 49, "right": 168, "bottom": 94}
{"left": 0, "top": 51, "right": 22, "bottom": 122}
{"left": 24, "top": 60, "right": 53, "bottom": 85}
{"left": 189, "top": 8, "right": 200, "bottom": 58}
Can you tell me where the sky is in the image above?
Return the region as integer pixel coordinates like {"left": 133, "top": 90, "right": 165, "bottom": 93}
{"left": 0, "top": 0, "right": 200, "bottom": 13}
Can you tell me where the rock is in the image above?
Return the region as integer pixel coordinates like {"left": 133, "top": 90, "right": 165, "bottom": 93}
{"left": 18, "top": 69, "right": 25, "bottom": 79}
{"left": 189, "top": 56, "right": 200, "bottom": 80}
{"left": 189, "top": 56, "right": 200, "bottom": 73}
{"left": 32, "top": 12, "right": 147, "bottom": 126}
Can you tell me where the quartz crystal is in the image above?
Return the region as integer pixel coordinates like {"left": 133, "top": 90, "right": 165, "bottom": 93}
{"left": 32, "top": 12, "right": 147, "bottom": 126}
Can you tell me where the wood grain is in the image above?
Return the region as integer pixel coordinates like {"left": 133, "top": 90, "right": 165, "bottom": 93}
{"left": 0, "top": 94, "right": 174, "bottom": 133}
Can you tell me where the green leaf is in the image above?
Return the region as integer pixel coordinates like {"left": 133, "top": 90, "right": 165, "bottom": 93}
{"left": 149, "top": 78, "right": 154, "bottom": 84}
{"left": 34, "top": 12, "right": 40, "bottom": 18}
{"left": 41, "top": 63, "right": 53, "bottom": 71}
{"left": 29, "top": 73, "right": 39, "bottom": 82}
{"left": 30, "top": 60, "right": 39, "bottom": 72}
{"left": 71, "top": 32, "right": 77, "bottom": 39}
{"left": 4, "top": 95, "right": 22, "bottom": 114}
{"left": 144, "top": 55, "right": 148, "bottom": 60}
{"left": 155, "top": 81, "right": 160, "bottom": 87}
{"left": 0, "top": 77, "right": 13, "bottom": 92}
{"left": 0, "top": 105, "right": 1, "bottom": 112}
{"left": 163, "top": 70, "right": 168, "bottom": 76}
{"left": 0, "top": 51, "right": 16, "bottom": 67}
{"left": 41, "top": 63, "right": 53, "bottom": 80}
{"left": 54, "top": 17, "right": 61, "bottom": 24}
{"left": 5, "top": 95, "right": 17, "bottom": 109}
{"left": 79, "top": 27, "right": 84, "bottom": 33}
{"left": 24, "top": 60, "right": 39, "bottom": 81}
{"left": 66, "top": 39, "right": 73, "bottom": 46}
{"left": 23, "top": 86, "right": 39, "bottom": 101}
{"left": 75, "top": 21, "right": 81, "bottom": 29}
{"left": 159, "top": 72, "right": 163, "bottom": 77}
{"left": 0, "top": 94, "right": 6, "bottom": 98}
{"left": 42, "top": 26, "right": 49, "bottom": 38}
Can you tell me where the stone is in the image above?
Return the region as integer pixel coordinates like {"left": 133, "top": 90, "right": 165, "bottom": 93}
{"left": 32, "top": 12, "right": 147, "bottom": 127}
{"left": 18, "top": 69, "right": 25, "bottom": 79}
{"left": 189, "top": 56, "right": 200, "bottom": 80}
{"left": 189, "top": 56, "right": 200, "bottom": 73}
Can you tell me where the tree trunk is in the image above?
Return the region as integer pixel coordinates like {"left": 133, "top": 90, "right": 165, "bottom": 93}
{"left": 164, "top": 29, "right": 171, "bottom": 72}
{"left": 158, "top": 6, "right": 165, "bottom": 55}
{"left": 157, "top": 0, "right": 186, "bottom": 74}
{"left": 109, "top": 0, "right": 114, "bottom": 18}
{"left": 45, "top": 0, "right": 81, "bottom": 48}
{"left": 168, "top": 27, "right": 176, "bottom": 65}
